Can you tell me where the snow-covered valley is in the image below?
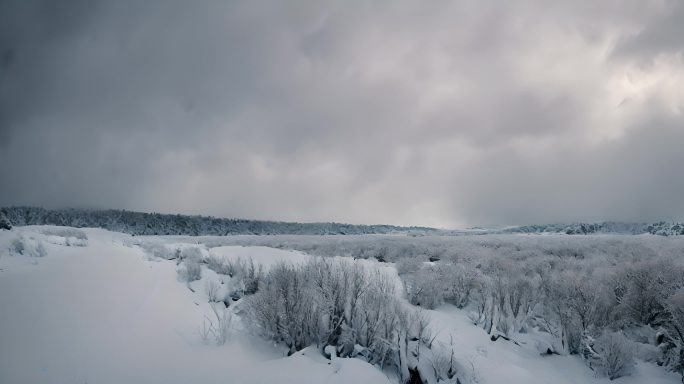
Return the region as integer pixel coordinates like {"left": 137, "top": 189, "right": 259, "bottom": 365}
{"left": 0, "top": 226, "right": 681, "bottom": 384}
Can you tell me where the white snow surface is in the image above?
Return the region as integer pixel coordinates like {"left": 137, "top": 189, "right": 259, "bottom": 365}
{"left": 0, "top": 226, "right": 680, "bottom": 384}
{"left": 426, "top": 305, "right": 679, "bottom": 384}
{"left": 0, "top": 227, "right": 390, "bottom": 384}
{"left": 209, "top": 245, "right": 312, "bottom": 270}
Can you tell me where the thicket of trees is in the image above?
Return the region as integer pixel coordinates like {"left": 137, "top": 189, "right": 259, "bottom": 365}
{"left": 239, "top": 259, "right": 462, "bottom": 383}
{"left": 398, "top": 247, "right": 684, "bottom": 381}
{"left": 149, "top": 240, "right": 465, "bottom": 384}
{"left": 0, "top": 210, "right": 11, "bottom": 230}
{"left": 211, "top": 234, "right": 684, "bottom": 381}
{"left": 1, "top": 206, "right": 434, "bottom": 236}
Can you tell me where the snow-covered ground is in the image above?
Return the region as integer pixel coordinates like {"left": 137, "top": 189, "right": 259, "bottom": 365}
{"left": 427, "top": 305, "right": 679, "bottom": 384}
{"left": 0, "top": 226, "right": 680, "bottom": 384}
{"left": 0, "top": 227, "right": 390, "bottom": 384}
{"left": 209, "top": 245, "right": 312, "bottom": 270}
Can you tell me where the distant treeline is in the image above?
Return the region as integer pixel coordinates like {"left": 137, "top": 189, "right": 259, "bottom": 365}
{"left": 501, "top": 221, "right": 684, "bottom": 236}
{"left": 0, "top": 206, "right": 436, "bottom": 236}
{"left": 1, "top": 206, "right": 682, "bottom": 236}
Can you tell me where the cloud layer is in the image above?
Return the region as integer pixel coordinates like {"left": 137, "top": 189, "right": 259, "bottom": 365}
{"left": 1, "top": 0, "right": 683, "bottom": 227}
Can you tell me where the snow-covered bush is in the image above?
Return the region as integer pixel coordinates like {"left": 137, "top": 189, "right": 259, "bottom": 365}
{"left": 9, "top": 234, "right": 46, "bottom": 257}
{"left": 0, "top": 210, "right": 11, "bottom": 230}
{"left": 243, "top": 258, "right": 438, "bottom": 381}
{"left": 429, "top": 344, "right": 459, "bottom": 382}
{"left": 200, "top": 304, "right": 233, "bottom": 345}
{"left": 243, "top": 262, "right": 317, "bottom": 354}
{"left": 396, "top": 257, "right": 422, "bottom": 275}
{"left": 40, "top": 228, "right": 88, "bottom": 246}
{"left": 587, "top": 331, "right": 635, "bottom": 380}
{"left": 404, "top": 266, "right": 444, "bottom": 309}
{"left": 179, "top": 260, "right": 202, "bottom": 282}
{"left": 178, "top": 245, "right": 206, "bottom": 262}
{"left": 236, "top": 258, "right": 263, "bottom": 295}
{"left": 205, "top": 280, "right": 221, "bottom": 303}
{"left": 441, "top": 263, "right": 479, "bottom": 309}
{"left": 139, "top": 242, "right": 178, "bottom": 260}
{"left": 658, "top": 289, "right": 684, "bottom": 379}
{"left": 212, "top": 257, "right": 264, "bottom": 297}
{"left": 9, "top": 237, "right": 24, "bottom": 255}
{"left": 205, "top": 254, "right": 237, "bottom": 276}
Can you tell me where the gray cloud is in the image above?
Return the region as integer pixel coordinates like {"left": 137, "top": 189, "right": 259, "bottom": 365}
{"left": 613, "top": 0, "right": 684, "bottom": 60}
{"left": 1, "top": 0, "right": 683, "bottom": 227}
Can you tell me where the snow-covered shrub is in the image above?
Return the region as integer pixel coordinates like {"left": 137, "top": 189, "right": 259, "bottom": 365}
{"left": 179, "top": 260, "right": 202, "bottom": 282}
{"left": 659, "top": 289, "right": 684, "bottom": 379}
{"left": 587, "top": 331, "right": 635, "bottom": 380}
{"left": 179, "top": 245, "right": 205, "bottom": 262}
{"left": 205, "top": 254, "right": 237, "bottom": 276}
{"left": 243, "top": 258, "right": 428, "bottom": 380}
{"left": 0, "top": 210, "right": 11, "bottom": 230}
{"left": 200, "top": 304, "right": 233, "bottom": 345}
{"left": 9, "top": 237, "right": 24, "bottom": 255}
{"left": 139, "top": 242, "right": 177, "bottom": 260}
{"left": 9, "top": 234, "right": 46, "bottom": 257}
{"left": 235, "top": 258, "right": 263, "bottom": 295}
{"left": 612, "top": 259, "right": 683, "bottom": 326}
{"left": 429, "top": 344, "right": 459, "bottom": 383}
{"left": 441, "top": 263, "right": 479, "bottom": 309}
{"left": 395, "top": 257, "right": 422, "bottom": 275}
{"left": 40, "top": 228, "right": 88, "bottom": 246}
{"left": 216, "top": 257, "right": 264, "bottom": 296}
{"left": 539, "top": 270, "right": 586, "bottom": 354}
{"left": 51, "top": 227, "right": 87, "bottom": 240}
{"left": 205, "top": 280, "right": 221, "bottom": 303}
{"left": 243, "top": 262, "right": 317, "bottom": 354}
{"left": 404, "top": 266, "right": 444, "bottom": 309}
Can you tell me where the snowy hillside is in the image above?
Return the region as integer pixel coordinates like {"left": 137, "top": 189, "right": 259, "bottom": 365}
{"left": 0, "top": 226, "right": 682, "bottom": 384}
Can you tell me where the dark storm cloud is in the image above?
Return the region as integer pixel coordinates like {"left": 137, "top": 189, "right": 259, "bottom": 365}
{"left": 1, "top": 0, "right": 682, "bottom": 227}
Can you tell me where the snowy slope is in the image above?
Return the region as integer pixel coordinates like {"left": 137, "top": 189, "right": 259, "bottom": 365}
{"left": 0, "top": 227, "right": 390, "bottom": 384}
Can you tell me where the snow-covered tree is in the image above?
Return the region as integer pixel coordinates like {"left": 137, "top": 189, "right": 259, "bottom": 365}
{"left": 0, "top": 210, "right": 11, "bottom": 230}
{"left": 586, "top": 331, "right": 635, "bottom": 380}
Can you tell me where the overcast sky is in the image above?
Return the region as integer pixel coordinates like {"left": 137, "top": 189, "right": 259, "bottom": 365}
{"left": 1, "top": 1, "right": 683, "bottom": 228}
